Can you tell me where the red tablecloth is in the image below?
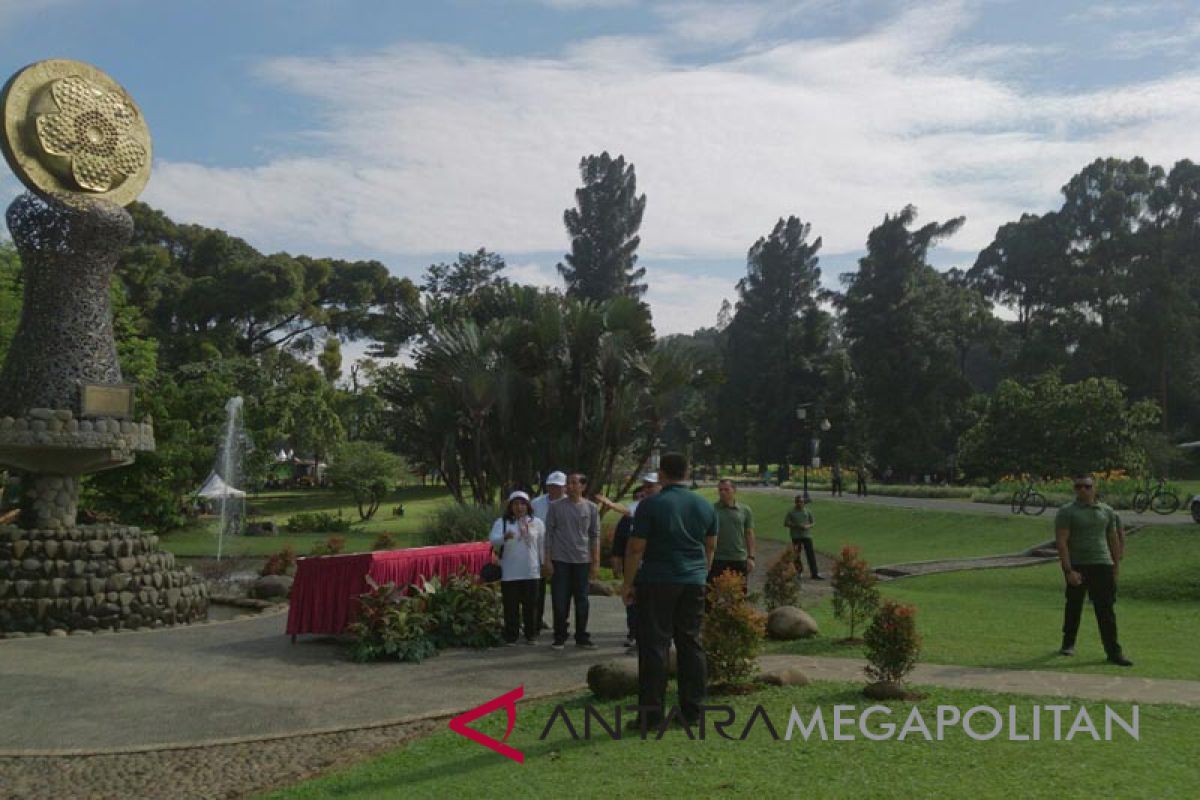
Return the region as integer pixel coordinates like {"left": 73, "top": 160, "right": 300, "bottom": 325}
{"left": 285, "top": 542, "right": 493, "bottom": 637}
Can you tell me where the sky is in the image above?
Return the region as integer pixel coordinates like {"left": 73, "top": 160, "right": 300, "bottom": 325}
{"left": 1, "top": 0, "right": 1199, "bottom": 337}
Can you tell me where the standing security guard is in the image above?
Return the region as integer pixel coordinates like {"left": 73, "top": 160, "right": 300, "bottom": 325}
{"left": 1055, "top": 474, "right": 1132, "bottom": 666}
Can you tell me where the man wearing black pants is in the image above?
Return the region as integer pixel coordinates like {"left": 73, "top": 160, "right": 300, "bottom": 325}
{"left": 545, "top": 472, "right": 600, "bottom": 649}
{"left": 1055, "top": 474, "right": 1132, "bottom": 666}
{"left": 623, "top": 453, "right": 718, "bottom": 730}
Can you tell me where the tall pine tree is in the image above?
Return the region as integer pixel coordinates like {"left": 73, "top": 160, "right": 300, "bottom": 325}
{"left": 557, "top": 152, "right": 647, "bottom": 301}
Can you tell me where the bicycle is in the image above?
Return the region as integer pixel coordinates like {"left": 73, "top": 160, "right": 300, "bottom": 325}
{"left": 1131, "top": 477, "right": 1180, "bottom": 515}
{"left": 1010, "top": 481, "right": 1047, "bottom": 516}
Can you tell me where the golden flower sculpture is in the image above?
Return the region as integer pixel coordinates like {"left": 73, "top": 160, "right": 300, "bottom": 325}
{"left": 35, "top": 75, "right": 147, "bottom": 193}
{"left": 1, "top": 59, "right": 152, "bottom": 206}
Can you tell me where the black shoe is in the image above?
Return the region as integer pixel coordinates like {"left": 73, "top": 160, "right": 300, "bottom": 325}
{"left": 1059, "top": 646, "right": 1075, "bottom": 656}
{"left": 576, "top": 639, "right": 598, "bottom": 650}
{"left": 811, "top": 575, "right": 824, "bottom": 580}
{"left": 1107, "top": 654, "right": 1134, "bottom": 667}
{"left": 551, "top": 639, "right": 565, "bottom": 650}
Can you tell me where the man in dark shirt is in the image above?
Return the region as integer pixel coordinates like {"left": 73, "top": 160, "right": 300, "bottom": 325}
{"left": 623, "top": 453, "right": 717, "bottom": 729}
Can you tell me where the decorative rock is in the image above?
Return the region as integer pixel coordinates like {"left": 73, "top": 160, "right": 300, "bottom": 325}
{"left": 588, "top": 581, "right": 616, "bottom": 597}
{"left": 48, "top": 628, "right": 67, "bottom": 637}
{"left": 251, "top": 575, "right": 293, "bottom": 600}
{"left": 760, "top": 666, "right": 811, "bottom": 687}
{"left": 587, "top": 660, "right": 640, "bottom": 700}
{"left": 53, "top": 409, "right": 73, "bottom": 421}
{"left": 766, "top": 606, "right": 820, "bottom": 640}
{"left": 863, "top": 681, "right": 911, "bottom": 701}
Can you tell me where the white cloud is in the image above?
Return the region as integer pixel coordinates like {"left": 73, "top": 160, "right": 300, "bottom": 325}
{"left": 535, "top": 0, "right": 638, "bottom": 8}
{"left": 140, "top": 0, "right": 1200, "bottom": 331}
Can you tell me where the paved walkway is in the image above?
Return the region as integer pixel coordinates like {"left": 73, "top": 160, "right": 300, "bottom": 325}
{"left": 742, "top": 486, "right": 1197, "bottom": 526}
{"left": 3, "top": 590, "right": 1197, "bottom": 757}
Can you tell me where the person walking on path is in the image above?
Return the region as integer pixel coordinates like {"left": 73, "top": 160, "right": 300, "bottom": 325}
{"left": 489, "top": 491, "right": 545, "bottom": 646}
{"left": 785, "top": 494, "right": 822, "bottom": 579}
{"left": 1055, "top": 474, "right": 1132, "bottom": 666}
{"left": 544, "top": 472, "right": 600, "bottom": 649}
{"left": 622, "top": 452, "right": 717, "bottom": 730}
{"left": 830, "top": 463, "right": 844, "bottom": 497}
{"left": 531, "top": 470, "right": 567, "bottom": 630}
{"left": 855, "top": 463, "right": 869, "bottom": 497}
{"left": 709, "top": 479, "right": 756, "bottom": 589}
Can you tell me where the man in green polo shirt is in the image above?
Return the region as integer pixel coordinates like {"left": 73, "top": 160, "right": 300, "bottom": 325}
{"left": 623, "top": 452, "right": 717, "bottom": 729}
{"left": 1055, "top": 473, "right": 1131, "bottom": 666}
{"left": 785, "top": 494, "right": 822, "bottom": 579}
{"left": 710, "top": 479, "right": 756, "bottom": 589}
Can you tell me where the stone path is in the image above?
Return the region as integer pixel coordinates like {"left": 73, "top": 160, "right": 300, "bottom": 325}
{"left": 1, "top": 516, "right": 1195, "bottom": 799}
{"left": 741, "top": 486, "right": 1198, "bottom": 526}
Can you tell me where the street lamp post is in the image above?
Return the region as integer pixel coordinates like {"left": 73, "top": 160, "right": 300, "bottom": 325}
{"left": 688, "top": 429, "right": 698, "bottom": 489}
{"left": 796, "top": 404, "right": 832, "bottom": 502}
{"left": 704, "top": 435, "right": 713, "bottom": 482}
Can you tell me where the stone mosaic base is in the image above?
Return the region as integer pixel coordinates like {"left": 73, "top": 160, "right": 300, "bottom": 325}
{"left": 0, "top": 408, "right": 154, "bottom": 451}
{"left": 0, "top": 524, "right": 207, "bottom": 636}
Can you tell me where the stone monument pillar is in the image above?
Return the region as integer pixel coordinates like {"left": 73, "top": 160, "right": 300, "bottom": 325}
{"left": 0, "top": 59, "right": 207, "bottom": 636}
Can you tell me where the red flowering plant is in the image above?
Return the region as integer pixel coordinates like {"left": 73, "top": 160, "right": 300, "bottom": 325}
{"left": 830, "top": 545, "right": 880, "bottom": 642}
{"left": 863, "top": 599, "right": 921, "bottom": 685}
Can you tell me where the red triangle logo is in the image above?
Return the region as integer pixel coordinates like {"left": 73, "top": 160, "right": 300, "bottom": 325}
{"left": 448, "top": 685, "right": 525, "bottom": 764}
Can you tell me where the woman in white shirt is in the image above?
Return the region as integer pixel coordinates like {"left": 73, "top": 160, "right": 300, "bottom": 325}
{"left": 489, "top": 491, "right": 546, "bottom": 645}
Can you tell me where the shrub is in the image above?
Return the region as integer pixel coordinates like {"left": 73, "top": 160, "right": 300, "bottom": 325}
{"left": 286, "top": 511, "right": 352, "bottom": 534}
{"left": 260, "top": 545, "right": 297, "bottom": 577}
{"left": 863, "top": 600, "right": 921, "bottom": 685}
{"left": 372, "top": 533, "right": 397, "bottom": 551}
{"left": 310, "top": 535, "right": 347, "bottom": 556}
{"left": 347, "top": 577, "right": 437, "bottom": 663}
{"left": 831, "top": 545, "right": 880, "bottom": 641}
{"left": 763, "top": 550, "right": 802, "bottom": 611}
{"left": 424, "top": 503, "right": 498, "bottom": 545}
{"left": 410, "top": 571, "right": 504, "bottom": 649}
{"left": 703, "top": 569, "right": 766, "bottom": 687}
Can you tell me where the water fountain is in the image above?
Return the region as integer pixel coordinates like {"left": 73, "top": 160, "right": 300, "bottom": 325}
{"left": 214, "top": 396, "right": 248, "bottom": 561}
{"left": 0, "top": 59, "right": 208, "bottom": 635}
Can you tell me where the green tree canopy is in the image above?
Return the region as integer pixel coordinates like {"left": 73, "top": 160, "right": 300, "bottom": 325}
{"left": 557, "top": 152, "right": 647, "bottom": 301}
{"left": 327, "top": 441, "right": 406, "bottom": 521}
{"left": 957, "top": 372, "right": 1160, "bottom": 481}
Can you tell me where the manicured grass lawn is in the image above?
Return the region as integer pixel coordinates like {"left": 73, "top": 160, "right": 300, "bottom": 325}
{"left": 159, "top": 486, "right": 457, "bottom": 558}
{"left": 770, "top": 526, "right": 1200, "bottom": 681}
{"left": 704, "top": 489, "right": 1051, "bottom": 566}
{"left": 260, "top": 683, "right": 1199, "bottom": 799}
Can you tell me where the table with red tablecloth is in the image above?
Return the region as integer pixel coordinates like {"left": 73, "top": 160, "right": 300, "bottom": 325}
{"left": 285, "top": 542, "right": 493, "bottom": 638}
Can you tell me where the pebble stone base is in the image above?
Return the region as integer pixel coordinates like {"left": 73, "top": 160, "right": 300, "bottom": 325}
{"left": 0, "top": 408, "right": 155, "bottom": 452}
{"left": 0, "top": 524, "right": 208, "bottom": 637}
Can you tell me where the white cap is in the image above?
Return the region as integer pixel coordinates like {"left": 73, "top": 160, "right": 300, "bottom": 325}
{"left": 507, "top": 490, "right": 531, "bottom": 503}
{"left": 546, "top": 471, "right": 568, "bottom": 486}
{"left": 640, "top": 472, "right": 659, "bottom": 484}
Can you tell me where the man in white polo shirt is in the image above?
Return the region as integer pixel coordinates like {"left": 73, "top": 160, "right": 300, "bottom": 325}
{"left": 531, "top": 470, "right": 567, "bottom": 632}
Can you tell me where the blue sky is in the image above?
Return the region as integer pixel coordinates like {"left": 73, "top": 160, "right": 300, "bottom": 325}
{"left": 2, "top": 0, "right": 1198, "bottom": 334}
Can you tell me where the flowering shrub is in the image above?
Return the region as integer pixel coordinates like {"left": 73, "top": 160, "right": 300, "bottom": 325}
{"left": 863, "top": 600, "right": 921, "bottom": 684}
{"left": 372, "top": 533, "right": 397, "bottom": 551}
{"left": 286, "top": 511, "right": 352, "bottom": 534}
{"left": 410, "top": 571, "right": 503, "bottom": 649}
{"left": 831, "top": 545, "right": 880, "bottom": 641}
{"left": 703, "top": 569, "right": 767, "bottom": 687}
{"left": 310, "top": 535, "right": 347, "bottom": 556}
{"left": 260, "top": 545, "right": 297, "bottom": 577}
{"left": 347, "top": 577, "right": 437, "bottom": 663}
{"left": 989, "top": 472, "right": 1183, "bottom": 510}
{"left": 763, "top": 550, "right": 802, "bottom": 611}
